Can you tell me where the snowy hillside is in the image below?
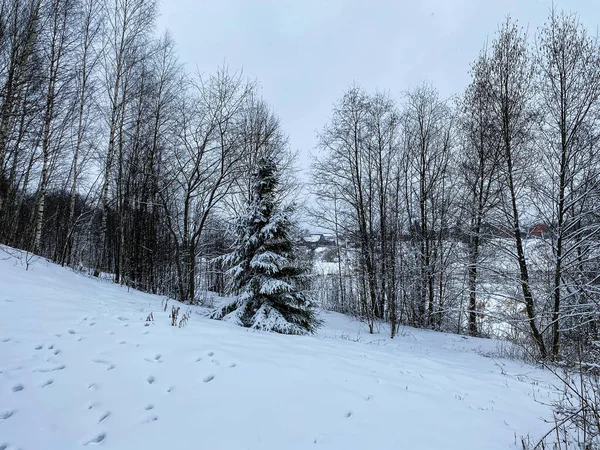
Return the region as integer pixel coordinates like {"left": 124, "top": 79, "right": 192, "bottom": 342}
{"left": 0, "top": 247, "right": 556, "bottom": 450}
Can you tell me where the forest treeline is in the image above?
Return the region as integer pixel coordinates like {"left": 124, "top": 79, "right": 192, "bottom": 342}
{"left": 312, "top": 12, "right": 600, "bottom": 363}
{"left": 0, "top": 0, "right": 599, "bottom": 361}
{"left": 0, "top": 0, "right": 295, "bottom": 304}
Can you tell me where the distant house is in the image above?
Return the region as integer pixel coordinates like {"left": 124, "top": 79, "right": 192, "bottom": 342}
{"left": 529, "top": 224, "right": 549, "bottom": 238}
{"left": 299, "top": 234, "right": 336, "bottom": 249}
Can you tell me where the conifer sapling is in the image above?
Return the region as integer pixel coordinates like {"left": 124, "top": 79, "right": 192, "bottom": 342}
{"left": 210, "top": 156, "right": 320, "bottom": 334}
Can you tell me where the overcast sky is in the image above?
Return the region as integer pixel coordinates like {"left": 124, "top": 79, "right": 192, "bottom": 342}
{"left": 156, "top": 0, "right": 598, "bottom": 177}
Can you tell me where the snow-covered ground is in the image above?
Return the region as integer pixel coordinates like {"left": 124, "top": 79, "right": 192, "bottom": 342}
{"left": 0, "top": 247, "right": 557, "bottom": 450}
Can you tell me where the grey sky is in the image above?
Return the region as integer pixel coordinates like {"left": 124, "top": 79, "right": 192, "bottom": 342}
{"left": 157, "top": 0, "right": 598, "bottom": 177}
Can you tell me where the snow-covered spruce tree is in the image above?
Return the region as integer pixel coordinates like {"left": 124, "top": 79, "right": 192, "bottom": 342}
{"left": 210, "top": 157, "right": 320, "bottom": 334}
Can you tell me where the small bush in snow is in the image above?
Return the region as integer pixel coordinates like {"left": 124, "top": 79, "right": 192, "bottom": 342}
{"left": 170, "top": 306, "right": 180, "bottom": 327}
{"left": 179, "top": 309, "right": 191, "bottom": 328}
{"left": 521, "top": 351, "right": 600, "bottom": 449}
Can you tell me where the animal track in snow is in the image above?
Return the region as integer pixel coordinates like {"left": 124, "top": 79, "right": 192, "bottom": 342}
{"left": 145, "top": 354, "right": 162, "bottom": 363}
{"left": 48, "top": 344, "right": 54, "bottom": 349}
{"left": 119, "top": 340, "right": 126, "bottom": 345}
{"left": 1, "top": 338, "right": 10, "bottom": 342}
{"left": 34, "top": 364, "right": 65, "bottom": 373}
{"left": 228, "top": 363, "right": 237, "bottom": 368}
{"left": 142, "top": 415, "right": 158, "bottom": 424}
{"left": 88, "top": 383, "right": 98, "bottom": 391}
{"left": 203, "top": 375, "right": 215, "bottom": 383}
{"left": 195, "top": 357, "right": 202, "bottom": 362}
{"left": 86, "top": 402, "right": 100, "bottom": 411}
{"left": 83, "top": 432, "right": 106, "bottom": 445}
{"left": 0, "top": 366, "right": 22, "bottom": 375}
{"left": 53, "top": 349, "right": 61, "bottom": 355}
{"left": 117, "top": 316, "right": 128, "bottom": 321}
{"left": 345, "top": 411, "right": 353, "bottom": 418}
{"left": 0, "top": 410, "right": 15, "bottom": 420}
{"left": 146, "top": 376, "right": 155, "bottom": 384}
{"left": 11, "top": 384, "right": 24, "bottom": 392}
{"left": 211, "top": 359, "right": 220, "bottom": 366}
{"left": 144, "top": 404, "right": 154, "bottom": 411}
{"left": 35, "top": 344, "right": 43, "bottom": 350}
{"left": 92, "top": 359, "right": 115, "bottom": 371}
{"left": 68, "top": 329, "right": 76, "bottom": 335}
{"left": 41, "top": 379, "right": 54, "bottom": 387}
{"left": 98, "top": 412, "right": 110, "bottom": 423}
{"left": 207, "top": 351, "right": 214, "bottom": 357}
{"left": 166, "top": 386, "right": 174, "bottom": 393}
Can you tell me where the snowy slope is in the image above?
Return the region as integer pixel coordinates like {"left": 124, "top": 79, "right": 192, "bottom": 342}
{"left": 0, "top": 247, "right": 556, "bottom": 450}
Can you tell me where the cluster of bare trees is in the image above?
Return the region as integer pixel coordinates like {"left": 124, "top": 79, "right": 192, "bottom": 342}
{"left": 313, "top": 10, "right": 600, "bottom": 360}
{"left": 0, "top": 0, "right": 290, "bottom": 304}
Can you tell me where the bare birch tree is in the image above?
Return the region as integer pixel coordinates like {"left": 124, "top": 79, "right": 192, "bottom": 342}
{"left": 534, "top": 8, "right": 600, "bottom": 358}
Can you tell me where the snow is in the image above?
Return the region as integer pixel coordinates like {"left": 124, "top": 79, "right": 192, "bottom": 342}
{"left": 249, "top": 303, "right": 306, "bottom": 335}
{"left": 250, "top": 251, "right": 288, "bottom": 273}
{"left": 258, "top": 277, "right": 293, "bottom": 295}
{"left": 0, "top": 246, "right": 557, "bottom": 450}
{"left": 303, "top": 235, "right": 322, "bottom": 243}
{"left": 313, "top": 260, "right": 342, "bottom": 276}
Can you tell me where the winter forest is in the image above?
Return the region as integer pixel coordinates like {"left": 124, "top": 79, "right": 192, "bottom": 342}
{"left": 1, "top": 0, "right": 600, "bottom": 448}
